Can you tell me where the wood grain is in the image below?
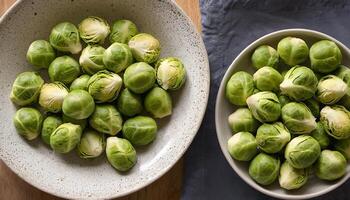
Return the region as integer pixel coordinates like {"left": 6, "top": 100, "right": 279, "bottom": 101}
{"left": 0, "top": 0, "right": 201, "bottom": 199}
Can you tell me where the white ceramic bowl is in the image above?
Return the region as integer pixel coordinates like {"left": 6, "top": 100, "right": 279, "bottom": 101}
{"left": 215, "top": 29, "right": 350, "bottom": 199}
{"left": 0, "top": 0, "right": 209, "bottom": 199}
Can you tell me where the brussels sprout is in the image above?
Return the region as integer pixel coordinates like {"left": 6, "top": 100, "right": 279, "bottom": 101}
{"left": 253, "top": 66, "right": 283, "bottom": 92}
{"left": 248, "top": 153, "right": 280, "bottom": 185}
{"left": 123, "top": 62, "right": 156, "bottom": 94}
{"left": 128, "top": 33, "right": 161, "bottom": 63}
{"left": 280, "top": 66, "right": 318, "bottom": 101}
{"left": 103, "top": 42, "right": 133, "bottom": 73}
{"left": 49, "top": 22, "right": 82, "bottom": 54}
{"left": 62, "top": 114, "right": 87, "bottom": 130}
{"left": 10, "top": 71, "right": 44, "bottom": 106}
{"left": 89, "top": 104, "right": 123, "bottom": 136}
{"left": 26, "top": 40, "right": 56, "bottom": 69}
{"left": 320, "top": 105, "right": 350, "bottom": 139}
{"left": 256, "top": 122, "right": 291, "bottom": 153}
{"left": 106, "top": 137, "right": 137, "bottom": 171}
{"left": 110, "top": 19, "right": 138, "bottom": 44}
{"left": 226, "top": 71, "right": 254, "bottom": 106}
{"left": 48, "top": 56, "right": 81, "bottom": 85}
{"left": 285, "top": 135, "right": 321, "bottom": 169}
{"left": 278, "top": 95, "right": 291, "bottom": 107}
{"left": 123, "top": 116, "right": 157, "bottom": 146}
{"left": 41, "top": 115, "right": 62, "bottom": 145}
{"left": 251, "top": 45, "right": 279, "bottom": 69}
{"left": 303, "top": 98, "right": 320, "bottom": 118}
{"left": 277, "top": 37, "right": 309, "bottom": 66}
{"left": 78, "top": 16, "right": 110, "bottom": 44}
{"left": 227, "top": 132, "right": 257, "bottom": 161}
{"left": 79, "top": 45, "right": 106, "bottom": 75}
{"left": 315, "top": 150, "right": 346, "bottom": 181}
{"left": 144, "top": 87, "right": 172, "bottom": 118}
{"left": 310, "top": 122, "right": 330, "bottom": 149}
{"left": 155, "top": 57, "right": 186, "bottom": 90}
{"left": 116, "top": 88, "right": 143, "bottom": 117}
{"left": 279, "top": 161, "right": 308, "bottom": 190}
{"left": 310, "top": 40, "right": 342, "bottom": 73}
{"left": 77, "top": 130, "right": 105, "bottom": 159}
{"left": 246, "top": 91, "right": 281, "bottom": 123}
{"left": 228, "top": 108, "right": 258, "bottom": 133}
{"left": 335, "top": 65, "right": 350, "bottom": 85}
{"left": 62, "top": 90, "right": 95, "bottom": 120}
{"left": 13, "top": 107, "right": 43, "bottom": 140}
{"left": 281, "top": 102, "right": 316, "bottom": 134}
{"left": 334, "top": 138, "right": 350, "bottom": 160}
{"left": 50, "top": 123, "right": 82, "bottom": 153}
{"left": 87, "top": 70, "right": 123, "bottom": 103}
{"left": 39, "top": 82, "right": 69, "bottom": 113}
{"left": 339, "top": 93, "right": 350, "bottom": 110}
{"left": 70, "top": 74, "right": 91, "bottom": 91}
{"left": 316, "top": 75, "right": 347, "bottom": 105}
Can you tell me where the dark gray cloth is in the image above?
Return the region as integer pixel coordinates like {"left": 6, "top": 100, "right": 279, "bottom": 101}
{"left": 182, "top": 0, "right": 350, "bottom": 199}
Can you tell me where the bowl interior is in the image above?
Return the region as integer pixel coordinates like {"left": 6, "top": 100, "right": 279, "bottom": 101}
{"left": 0, "top": 0, "right": 209, "bottom": 199}
{"left": 215, "top": 29, "right": 350, "bottom": 199}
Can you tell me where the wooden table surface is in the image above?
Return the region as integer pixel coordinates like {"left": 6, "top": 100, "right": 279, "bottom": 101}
{"left": 0, "top": 0, "right": 201, "bottom": 199}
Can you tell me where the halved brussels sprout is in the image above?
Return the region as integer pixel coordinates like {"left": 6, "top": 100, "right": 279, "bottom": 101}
{"left": 77, "top": 130, "right": 105, "bottom": 159}
{"left": 246, "top": 91, "right": 281, "bottom": 123}
{"left": 256, "top": 122, "right": 291, "bottom": 154}
{"left": 39, "top": 82, "right": 69, "bottom": 113}
{"left": 277, "top": 37, "right": 309, "bottom": 66}
{"left": 48, "top": 56, "right": 81, "bottom": 85}
{"left": 49, "top": 22, "right": 82, "bottom": 54}
{"left": 10, "top": 71, "right": 44, "bottom": 106}
{"left": 79, "top": 45, "right": 106, "bottom": 75}
{"left": 334, "top": 138, "right": 350, "bottom": 160}
{"left": 228, "top": 108, "right": 259, "bottom": 133}
{"left": 62, "top": 90, "right": 95, "bottom": 120}
{"left": 251, "top": 45, "right": 279, "bottom": 69}
{"left": 155, "top": 57, "right": 186, "bottom": 90}
{"left": 62, "top": 114, "right": 87, "bottom": 130}
{"left": 315, "top": 150, "right": 346, "bottom": 181}
{"left": 116, "top": 88, "right": 143, "bottom": 117}
{"left": 310, "top": 122, "right": 330, "bottom": 149}
{"left": 281, "top": 102, "right": 316, "bottom": 134}
{"left": 226, "top": 71, "right": 255, "bottom": 106}
{"left": 70, "top": 74, "right": 91, "bottom": 91}
{"left": 103, "top": 42, "right": 133, "bottom": 73}
{"left": 227, "top": 132, "right": 257, "bottom": 161}
{"left": 310, "top": 40, "right": 342, "bottom": 73}
{"left": 320, "top": 105, "right": 350, "bottom": 139}
{"left": 316, "top": 75, "right": 347, "bottom": 105}
{"left": 249, "top": 153, "right": 280, "bottom": 185}
{"left": 144, "top": 87, "right": 172, "bottom": 118}
{"left": 41, "top": 115, "right": 62, "bottom": 145}
{"left": 253, "top": 66, "right": 283, "bottom": 92}
{"left": 110, "top": 19, "right": 138, "bottom": 44}
{"left": 123, "top": 116, "right": 157, "bottom": 146}
{"left": 278, "top": 95, "right": 291, "bottom": 107}
{"left": 303, "top": 98, "right": 320, "bottom": 118}
{"left": 26, "top": 40, "right": 56, "bottom": 69}
{"left": 106, "top": 137, "right": 137, "bottom": 172}
{"left": 89, "top": 104, "right": 123, "bottom": 136}
{"left": 78, "top": 16, "right": 110, "bottom": 44}
{"left": 279, "top": 161, "right": 308, "bottom": 190}
{"left": 50, "top": 123, "right": 82, "bottom": 153}
{"left": 123, "top": 62, "right": 156, "bottom": 94}
{"left": 128, "top": 33, "right": 161, "bottom": 63}
{"left": 13, "top": 107, "right": 43, "bottom": 140}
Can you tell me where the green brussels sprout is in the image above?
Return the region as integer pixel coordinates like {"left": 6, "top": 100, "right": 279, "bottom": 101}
{"left": 227, "top": 132, "right": 257, "bottom": 161}
{"left": 155, "top": 57, "right": 186, "bottom": 90}
{"left": 315, "top": 150, "right": 346, "bottom": 181}
{"left": 310, "top": 40, "right": 342, "bottom": 73}
{"left": 89, "top": 104, "right": 123, "bottom": 136}
{"left": 49, "top": 22, "right": 82, "bottom": 54}
{"left": 62, "top": 90, "right": 95, "bottom": 120}
{"left": 310, "top": 122, "right": 330, "bottom": 149}
{"left": 116, "top": 88, "right": 143, "bottom": 117}
{"left": 227, "top": 108, "right": 259, "bottom": 133}
{"left": 13, "top": 107, "right": 43, "bottom": 140}
{"left": 87, "top": 70, "right": 123, "bottom": 103}
{"left": 334, "top": 138, "right": 350, "bottom": 160}
{"left": 26, "top": 40, "right": 56, "bottom": 69}
{"left": 41, "top": 115, "right": 62, "bottom": 145}
{"left": 281, "top": 102, "right": 316, "bottom": 134}
{"left": 251, "top": 45, "right": 279, "bottom": 69}
{"left": 225, "top": 71, "right": 254, "bottom": 106}
{"left": 246, "top": 91, "right": 281, "bottom": 123}
{"left": 335, "top": 65, "right": 350, "bottom": 85}
{"left": 320, "top": 105, "right": 350, "bottom": 139}
{"left": 78, "top": 16, "right": 110, "bottom": 44}
{"left": 144, "top": 87, "right": 172, "bottom": 118}
{"left": 253, "top": 66, "right": 283, "bottom": 92}
{"left": 77, "top": 130, "right": 105, "bottom": 159}
{"left": 256, "top": 122, "right": 291, "bottom": 153}
{"left": 303, "top": 98, "right": 320, "bottom": 118}
{"left": 50, "top": 123, "right": 82, "bottom": 153}
{"left": 103, "top": 42, "right": 133, "bottom": 73}
{"left": 128, "top": 33, "right": 161, "bottom": 63}
{"left": 285, "top": 135, "right": 321, "bottom": 169}
{"left": 316, "top": 75, "right": 347, "bottom": 105}
{"left": 62, "top": 114, "right": 87, "bottom": 130}
{"left": 277, "top": 37, "right": 309, "bottom": 66}
{"left": 10, "top": 71, "right": 44, "bottom": 106}
{"left": 79, "top": 45, "right": 106, "bottom": 75}
{"left": 39, "top": 82, "right": 69, "bottom": 113}
{"left": 123, "top": 62, "right": 156, "bottom": 94}
{"left": 48, "top": 56, "right": 81, "bottom": 85}
{"left": 70, "top": 74, "right": 90, "bottom": 91}
{"left": 122, "top": 116, "right": 157, "bottom": 146}
{"left": 279, "top": 161, "right": 308, "bottom": 190}
{"left": 248, "top": 153, "right": 280, "bottom": 185}
{"left": 279, "top": 66, "right": 318, "bottom": 101}
{"left": 106, "top": 137, "right": 137, "bottom": 172}
{"left": 110, "top": 19, "right": 138, "bottom": 44}
{"left": 278, "top": 95, "right": 291, "bottom": 107}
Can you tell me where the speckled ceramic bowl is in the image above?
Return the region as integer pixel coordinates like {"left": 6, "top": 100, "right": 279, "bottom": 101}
{"left": 215, "top": 29, "right": 350, "bottom": 199}
{"left": 0, "top": 0, "right": 209, "bottom": 199}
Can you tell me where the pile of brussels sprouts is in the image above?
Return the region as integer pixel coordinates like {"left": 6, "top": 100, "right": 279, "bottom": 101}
{"left": 226, "top": 36, "right": 350, "bottom": 189}
{"left": 10, "top": 16, "right": 186, "bottom": 172}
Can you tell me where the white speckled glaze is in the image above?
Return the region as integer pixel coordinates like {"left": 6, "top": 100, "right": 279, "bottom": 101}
{"left": 0, "top": 0, "right": 210, "bottom": 199}
{"left": 216, "top": 29, "right": 350, "bottom": 200}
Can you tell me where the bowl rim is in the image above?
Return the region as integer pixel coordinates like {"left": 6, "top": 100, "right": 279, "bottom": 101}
{"left": 215, "top": 28, "right": 350, "bottom": 200}
{"left": 0, "top": 0, "right": 210, "bottom": 199}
